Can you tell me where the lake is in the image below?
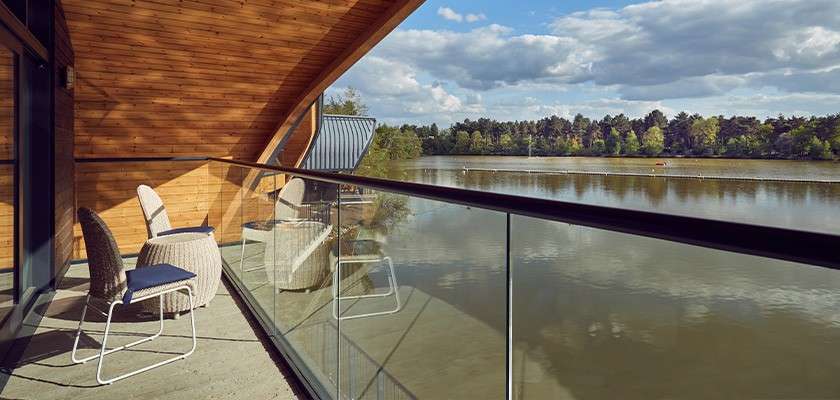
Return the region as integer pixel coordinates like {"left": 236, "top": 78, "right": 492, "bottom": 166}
{"left": 344, "top": 156, "right": 840, "bottom": 399}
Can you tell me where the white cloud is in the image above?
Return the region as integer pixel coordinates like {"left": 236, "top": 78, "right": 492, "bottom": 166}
{"left": 395, "top": 0, "right": 840, "bottom": 97}
{"left": 332, "top": 56, "right": 482, "bottom": 123}
{"left": 438, "top": 7, "right": 487, "bottom": 24}
{"left": 437, "top": 7, "right": 462, "bottom": 22}
{"left": 465, "top": 13, "right": 486, "bottom": 23}
{"left": 548, "top": 0, "right": 840, "bottom": 93}
{"left": 486, "top": 97, "right": 672, "bottom": 122}
{"left": 374, "top": 25, "right": 591, "bottom": 90}
{"left": 335, "top": 0, "right": 840, "bottom": 124}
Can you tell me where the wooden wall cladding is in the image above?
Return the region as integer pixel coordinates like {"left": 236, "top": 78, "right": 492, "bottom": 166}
{"left": 55, "top": 1, "right": 76, "bottom": 276}
{"left": 0, "top": 47, "right": 13, "bottom": 271}
{"left": 62, "top": 0, "right": 401, "bottom": 160}
{"left": 279, "top": 105, "right": 317, "bottom": 167}
{"left": 74, "top": 160, "right": 276, "bottom": 258}
{"left": 74, "top": 160, "right": 211, "bottom": 257}
{"left": 0, "top": 165, "right": 12, "bottom": 271}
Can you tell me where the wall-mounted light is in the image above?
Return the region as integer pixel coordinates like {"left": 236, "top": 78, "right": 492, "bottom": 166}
{"left": 62, "top": 65, "right": 75, "bottom": 90}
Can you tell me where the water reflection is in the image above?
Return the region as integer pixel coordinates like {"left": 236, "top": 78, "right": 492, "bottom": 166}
{"left": 393, "top": 167, "right": 840, "bottom": 235}
{"left": 373, "top": 158, "right": 840, "bottom": 399}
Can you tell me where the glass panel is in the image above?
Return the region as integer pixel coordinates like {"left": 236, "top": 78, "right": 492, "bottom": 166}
{"left": 239, "top": 170, "right": 277, "bottom": 300}
{"left": 271, "top": 175, "right": 338, "bottom": 397}
{"left": 511, "top": 214, "right": 840, "bottom": 399}
{"left": 336, "top": 186, "right": 507, "bottom": 399}
{"left": 0, "top": 46, "right": 14, "bottom": 322}
{"left": 211, "top": 164, "right": 244, "bottom": 279}
{"left": 209, "top": 162, "right": 339, "bottom": 397}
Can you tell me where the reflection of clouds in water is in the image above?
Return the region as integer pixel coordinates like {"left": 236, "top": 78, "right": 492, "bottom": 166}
{"left": 401, "top": 165, "right": 840, "bottom": 235}
{"left": 520, "top": 217, "right": 840, "bottom": 326}
{"left": 683, "top": 303, "right": 711, "bottom": 323}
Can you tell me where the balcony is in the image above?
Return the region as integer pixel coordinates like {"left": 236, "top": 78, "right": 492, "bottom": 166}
{"left": 1, "top": 255, "right": 303, "bottom": 399}
{"left": 1, "top": 155, "right": 838, "bottom": 399}
{"left": 1, "top": 1, "right": 839, "bottom": 399}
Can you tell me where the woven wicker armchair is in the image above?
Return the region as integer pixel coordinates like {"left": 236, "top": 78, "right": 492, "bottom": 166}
{"left": 137, "top": 184, "right": 215, "bottom": 238}
{"left": 72, "top": 207, "right": 198, "bottom": 385}
{"left": 275, "top": 177, "right": 306, "bottom": 220}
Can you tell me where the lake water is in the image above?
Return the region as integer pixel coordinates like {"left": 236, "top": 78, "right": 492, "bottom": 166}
{"left": 352, "top": 156, "right": 840, "bottom": 399}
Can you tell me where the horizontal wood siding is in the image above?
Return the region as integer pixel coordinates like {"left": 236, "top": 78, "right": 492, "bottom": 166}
{"left": 0, "top": 165, "right": 12, "bottom": 271}
{"left": 74, "top": 160, "right": 211, "bottom": 257}
{"left": 0, "top": 47, "right": 13, "bottom": 270}
{"left": 55, "top": 1, "right": 76, "bottom": 277}
{"left": 74, "top": 160, "right": 278, "bottom": 258}
{"left": 64, "top": 0, "right": 400, "bottom": 160}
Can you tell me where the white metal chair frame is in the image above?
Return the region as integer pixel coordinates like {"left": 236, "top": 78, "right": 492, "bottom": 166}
{"left": 71, "top": 285, "right": 197, "bottom": 385}
{"left": 332, "top": 256, "right": 401, "bottom": 321}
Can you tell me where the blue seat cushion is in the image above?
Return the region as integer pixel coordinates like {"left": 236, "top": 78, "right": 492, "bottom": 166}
{"left": 158, "top": 226, "right": 215, "bottom": 236}
{"left": 123, "top": 264, "right": 196, "bottom": 304}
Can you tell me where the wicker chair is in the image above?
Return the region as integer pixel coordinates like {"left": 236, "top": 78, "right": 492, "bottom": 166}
{"left": 239, "top": 177, "right": 310, "bottom": 273}
{"left": 262, "top": 221, "right": 332, "bottom": 292}
{"left": 275, "top": 177, "right": 306, "bottom": 220}
{"left": 137, "top": 184, "right": 215, "bottom": 238}
{"left": 72, "top": 207, "right": 198, "bottom": 385}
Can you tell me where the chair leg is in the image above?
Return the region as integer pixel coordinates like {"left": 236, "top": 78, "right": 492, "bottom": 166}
{"left": 71, "top": 295, "right": 91, "bottom": 364}
{"left": 72, "top": 294, "right": 166, "bottom": 365}
{"left": 93, "top": 287, "right": 197, "bottom": 385}
{"left": 239, "top": 237, "right": 246, "bottom": 273}
{"left": 332, "top": 257, "right": 402, "bottom": 321}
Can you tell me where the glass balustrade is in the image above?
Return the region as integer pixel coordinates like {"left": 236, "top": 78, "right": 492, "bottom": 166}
{"left": 207, "top": 159, "right": 840, "bottom": 400}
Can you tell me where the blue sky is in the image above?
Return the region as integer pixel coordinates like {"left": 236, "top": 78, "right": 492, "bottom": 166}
{"left": 328, "top": 0, "right": 840, "bottom": 126}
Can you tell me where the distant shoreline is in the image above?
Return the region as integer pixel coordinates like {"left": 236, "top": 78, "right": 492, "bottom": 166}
{"left": 418, "top": 154, "right": 840, "bottom": 162}
{"left": 458, "top": 166, "right": 840, "bottom": 184}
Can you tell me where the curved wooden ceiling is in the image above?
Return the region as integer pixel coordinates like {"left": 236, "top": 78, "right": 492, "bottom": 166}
{"left": 64, "top": 0, "right": 423, "bottom": 160}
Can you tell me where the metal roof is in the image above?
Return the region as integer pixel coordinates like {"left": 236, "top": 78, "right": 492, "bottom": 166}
{"left": 300, "top": 114, "right": 377, "bottom": 172}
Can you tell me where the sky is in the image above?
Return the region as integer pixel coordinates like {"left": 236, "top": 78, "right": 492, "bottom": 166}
{"left": 327, "top": 0, "right": 840, "bottom": 126}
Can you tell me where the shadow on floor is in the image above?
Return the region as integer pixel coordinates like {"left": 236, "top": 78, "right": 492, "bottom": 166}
{"left": 32, "top": 296, "right": 157, "bottom": 324}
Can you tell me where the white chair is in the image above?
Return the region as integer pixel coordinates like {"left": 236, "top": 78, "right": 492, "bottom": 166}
{"left": 137, "top": 184, "right": 215, "bottom": 238}
{"left": 331, "top": 240, "right": 401, "bottom": 320}
{"left": 239, "top": 178, "right": 307, "bottom": 273}
{"left": 73, "top": 207, "right": 197, "bottom": 385}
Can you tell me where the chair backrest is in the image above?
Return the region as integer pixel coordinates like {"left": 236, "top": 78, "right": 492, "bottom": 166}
{"left": 275, "top": 178, "right": 306, "bottom": 220}
{"left": 137, "top": 184, "right": 172, "bottom": 237}
{"left": 77, "top": 207, "right": 127, "bottom": 301}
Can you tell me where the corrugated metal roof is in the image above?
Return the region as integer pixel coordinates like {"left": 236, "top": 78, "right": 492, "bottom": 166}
{"left": 300, "top": 114, "right": 376, "bottom": 172}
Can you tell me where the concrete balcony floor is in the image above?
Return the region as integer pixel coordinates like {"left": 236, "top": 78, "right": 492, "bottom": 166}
{"left": 0, "top": 258, "right": 305, "bottom": 400}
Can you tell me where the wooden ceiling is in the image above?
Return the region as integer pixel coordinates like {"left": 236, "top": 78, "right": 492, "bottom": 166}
{"left": 63, "top": 0, "right": 423, "bottom": 160}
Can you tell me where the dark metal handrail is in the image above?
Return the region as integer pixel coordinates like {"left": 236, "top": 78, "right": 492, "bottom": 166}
{"left": 210, "top": 157, "right": 840, "bottom": 270}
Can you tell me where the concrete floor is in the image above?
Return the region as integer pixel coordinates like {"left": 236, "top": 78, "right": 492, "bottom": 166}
{"left": 0, "top": 259, "right": 306, "bottom": 400}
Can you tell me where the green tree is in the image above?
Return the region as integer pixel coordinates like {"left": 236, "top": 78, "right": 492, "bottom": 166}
{"left": 498, "top": 133, "right": 515, "bottom": 154}
{"left": 808, "top": 137, "right": 833, "bottom": 160}
{"left": 568, "top": 137, "right": 583, "bottom": 155}
{"left": 624, "top": 130, "right": 640, "bottom": 155}
{"left": 323, "top": 87, "right": 369, "bottom": 116}
{"left": 469, "top": 131, "right": 485, "bottom": 154}
{"left": 757, "top": 123, "right": 776, "bottom": 155}
{"left": 591, "top": 138, "right": 606, "bottom": 155}
{"left": 454, "top": 131, "right": 471, "bottom": 154}
{"left": 605, "top": 128, "right": 622, "bottom": 155}
{"left": 641, "top": 126, "right": 664, "bottom": 156}
{"left": 829, "top": 124, "right": 840, "bottom": 155}
{"left": 643, "top": 109, "right": 668, "bottom": 131}
{"left": 689, "top": 117, "right": 719, "bottom": 155}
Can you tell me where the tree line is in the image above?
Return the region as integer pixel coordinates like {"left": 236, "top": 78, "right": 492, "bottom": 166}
{"left": 401, "top": 111, "right": 840, "bottom": 160}
{"left": 324, "top": 88, "right": 839, "bottom": 161}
